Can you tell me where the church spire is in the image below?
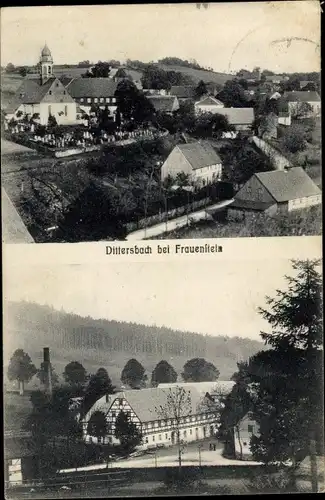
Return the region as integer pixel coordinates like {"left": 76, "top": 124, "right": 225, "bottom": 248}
{"left": 39, "top": 43, "right": 53, "bottom": 84}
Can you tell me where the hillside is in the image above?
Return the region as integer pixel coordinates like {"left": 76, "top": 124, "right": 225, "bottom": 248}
{"left": 4, "top": 301, "right": 264, "bottom": 387}
{"left": 156, "top": 64, "right": 232, "bottom": 85}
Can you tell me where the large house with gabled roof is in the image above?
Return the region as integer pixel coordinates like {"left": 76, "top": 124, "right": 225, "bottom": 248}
{"left": 161, "top": 141, "right": 222, "bottom": 187}
{"left": 64, "top": 77, "right": 118, "bottom": 117}
{"left": 82, "top": 384, "right": 227, "bottom": 449}
{"left": 229, "top": 167, "right": 322, "bottom": 217}
{"left": 5, "top": 44, "right": 78, "bottom": 125}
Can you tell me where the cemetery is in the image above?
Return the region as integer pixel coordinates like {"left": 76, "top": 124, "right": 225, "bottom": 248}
{"left": 3, "top": 115, "right": 167, "bottom": 158}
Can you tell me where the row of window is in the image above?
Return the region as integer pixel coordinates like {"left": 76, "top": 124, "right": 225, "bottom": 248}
{"left": 291, "top": 195, "right": 321, "bottom": 205}
{"left": 141, "top": 413, "right": 215, "bottom": 430}
{"left": 79, "top": 97, "right": 117, "bottom": 104}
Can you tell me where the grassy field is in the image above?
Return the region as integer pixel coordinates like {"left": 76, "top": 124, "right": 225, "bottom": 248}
{"left": 157, "top": 64, "right": 232, "bottom": 85}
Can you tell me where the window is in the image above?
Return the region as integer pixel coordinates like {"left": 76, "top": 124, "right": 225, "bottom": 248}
{"left": 49, "top": 90, "right": 52, "bottom": 95}
{"left": 247, "top": 186, "right": 252, "bottom": 196}
{"left": 87, "top": 98, "right": 91, "bottom": 103}
{"left": 94, "top": 98, "right": 98, "bottom": 103}
{"left": 152, "top": 435, "right": 155, "bottom": 442}
{"left": 56, "top": 82, "right": 59, "bottom": 87}
{"left": 48, "top": 105, "right": 51, "bottom": 116}
{"left": 183, "top": 430, "right": 187, "bottom": 438}
{"left": 106, "top": 97, "right": 110, "bottom": 103}
{"left": 100, "top": 97, "right": 104, "bottom": 103}
{"left": 190, "top": 429, "right": 192, "bottom": 435}
{"left": 111, "top": 411, "right": 116, "bottom": 418}
{"left": 257, "top": 187, "right": 263, "bottom": 200}
{"left": 248, "top": 424, "right": 255, "bottom": 434}
{"left": 118, "top": 398, "right": 123, "bottom": 405}
{"left": 64, "top": 105, "right": 68, "bottom": 117}
{"left": 159, "top": 435, "right": 162, "bottom": 441}
{"left": 80, "top": 98, "right": 84, "bottom": 102}
{"left": 165, "top": 433, "right": 168, "bottom": 439}
{"left": 243, "top": 441, "right": 248, "bottom": 446}
{"left": 145, "top": 437, "right": 149, "bottom": 443}
{"left": 112, "top": 97, "right": 116, "bottom": 103}
{"left": 63, "top": 91, "right": 66, "bottom": 95}
{"left": 109, "top": 437, "right": 113, "bottom": 443}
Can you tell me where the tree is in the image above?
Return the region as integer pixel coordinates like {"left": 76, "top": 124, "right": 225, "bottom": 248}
{"left": 121, "top": 359, "right": 147, "bottom": 389}
{"left": 251, "top": 260, "right": 323, "bottom": 491}
{"left": 114, "top": 68, "right": 128, "bottom": 79}
{"left": 37, "top": 361, "right": 59, "bottom": 387}
{"left": 217, "top": 80, "right": 248, "bottom": 108}
{"left": 280, "top": 124, "right": 307, "bottom": 154}
{"left": 6, "top": 62, "right": 15, "bottom": 73}
{"left": 63, "top": 361, "right": 87, "bottom": 387}
{"left": 151, "top": 360, "right": 178, "bottom": 386}
{"left": 7, "top": 349, "right": 37, "bottom": 395}
{"left": 115, "top": 410, "right": 142, "bottom": 453}
{"left": 87, "top": 410, "right": 108, "bottom": 443}
{"left": 47, "top": 114, "right": 57, "bottom": 130}
{"left": 154, "top": 387, "right": 193, "bottom": 470}
{"left": 290, "top": 102, "right": 313, "bottom": 120}
{"left": 83, "top": 61, "right": 111, "bottom": 78}
{"left": 195, "top": 80, "right": 207, "bottom": 99}
{"left": 19, "top": 67, "right": 27, "bottom": 77}
{"left": 182, "top": 358, "right": 220, "bottom": 382}
{"left": 83, "top": 368, "right": 115, "bottom": 416}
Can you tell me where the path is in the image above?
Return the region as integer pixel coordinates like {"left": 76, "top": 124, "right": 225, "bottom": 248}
{"left": 1, "top": 188, "right": 34, "bottom": 243}
{"left": 126, "top": 199, "right": 234, "bottom": 240}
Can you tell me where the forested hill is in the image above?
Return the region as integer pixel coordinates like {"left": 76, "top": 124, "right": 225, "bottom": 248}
{"left": 4, "top": 301, "right": 264, "bottom": 381}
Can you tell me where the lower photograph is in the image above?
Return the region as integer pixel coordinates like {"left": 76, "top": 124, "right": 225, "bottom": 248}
{"left": 3, "top": 254, "right": 323, "bottom": 496}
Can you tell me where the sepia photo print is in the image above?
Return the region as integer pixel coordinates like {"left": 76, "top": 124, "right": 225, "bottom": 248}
{"left": 1, "top": 1, "right": 323, "bottom": 498}
{"left": 1, "top": 2, "right": 321, "bottom": 244}
{"left": 3, "top": 237, "right": 323, "bottom": 496}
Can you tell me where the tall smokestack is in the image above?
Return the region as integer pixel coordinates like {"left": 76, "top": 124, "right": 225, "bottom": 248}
{"left": 43, "top": 347, "right": 52, "bottom": 396}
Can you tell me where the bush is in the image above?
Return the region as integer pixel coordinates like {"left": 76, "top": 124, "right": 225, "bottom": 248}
{"left": 248, "top": 470, "right": 299, "bottom": 493}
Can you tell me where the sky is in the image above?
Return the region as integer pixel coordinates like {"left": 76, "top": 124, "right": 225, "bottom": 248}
{"left": 4, "top": 257, "right": 303, "bottom": 341}
{"left": 1, "top": 2, "right": 320, "bottom": 73}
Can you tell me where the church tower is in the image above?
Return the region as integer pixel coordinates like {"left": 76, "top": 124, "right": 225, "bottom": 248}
{"left": 39, "top": 43, "right": 53, "bottom": 84}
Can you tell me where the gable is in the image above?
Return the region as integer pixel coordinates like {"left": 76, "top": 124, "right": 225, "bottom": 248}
{"left": 196, "top": 96, "right": 223, "bottom": 107}
{"left": 235, "top": 175, "right": 276, "bottom": 204}
{"left": 40, "top": 78, "right": 75, "bottom": 104}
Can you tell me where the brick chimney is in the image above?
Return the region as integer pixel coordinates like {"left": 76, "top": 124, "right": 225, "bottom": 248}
{"left": 43, "top": 347, "right": 52, "bottom": 396}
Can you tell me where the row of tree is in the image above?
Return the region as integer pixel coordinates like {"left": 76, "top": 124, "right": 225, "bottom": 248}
{"left": 7, "top": 350, "right": 220, "bottom": 397}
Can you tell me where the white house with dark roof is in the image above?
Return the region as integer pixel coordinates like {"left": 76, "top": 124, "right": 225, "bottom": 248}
{"left": 211, "top": 108, "right": 255, "bottom": 132}
{"left": 83, "top": 385, "right": 227, "bottom": 449}
{"left": 161, "top": 141, "right": 222, "bottom": 187}
{"left": 194, "top": 95, "right": 224, "bottom": 114}
{"left": 229, "top": 167, "right": 322, "bottom": 217}
{"left": 284, "top": 91, "right": 321, "bottom": 117}
{"left": 5, "top": 45, "right": 77, "bottom": 125}
{"left": 65, "top": 78, "right": 118, "bottom": 117}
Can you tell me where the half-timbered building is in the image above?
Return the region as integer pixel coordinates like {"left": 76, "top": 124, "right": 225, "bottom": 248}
{"left": 82, "top": 385, "right": 225, "bottom": 450}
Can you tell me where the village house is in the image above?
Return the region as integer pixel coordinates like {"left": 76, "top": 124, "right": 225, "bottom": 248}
{"left": 264, "top": 74, "right": 289, "bottom": 84}
{"left": 194, "top": 95, "right": 224, "bottom": 114}
{"left": 161, "top": 141, "right": 222, "bottom": 187}
{"left": 284, "top": 91, "right": 321, "bottom": 117}
{"left": 65, "top": 78, "right": 118, "bottom": 118}
{"left": 111, "top": 67, "right": 143, "bottom": 90}
{"left": 233, "top": 413, "right": 260, "bottom": 460}
{"left": 212, "top": 108, "right": 255, "bottom": 132}
{"left": 228, "top": 167, "right": 322, "bottom": 217}
{"left": 147, "top": 95, "right": 180, "bottom": 114}
{"left": 5, "top": 45, "right": 77, "bottom": 125}
{"left": 169, "top": 85, "right": 196, "bottom": 102}
{"left": 82, "top": 385, "right": 223, "bottom": 449}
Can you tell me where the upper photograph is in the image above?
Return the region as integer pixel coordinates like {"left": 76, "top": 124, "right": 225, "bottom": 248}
{"left": 1, "top": 2, "right": 321, "bottom": 244}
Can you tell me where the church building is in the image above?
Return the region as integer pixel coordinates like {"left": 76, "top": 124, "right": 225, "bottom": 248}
{"left": 5, "top": 44, "right": 78, "bottom": 125}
